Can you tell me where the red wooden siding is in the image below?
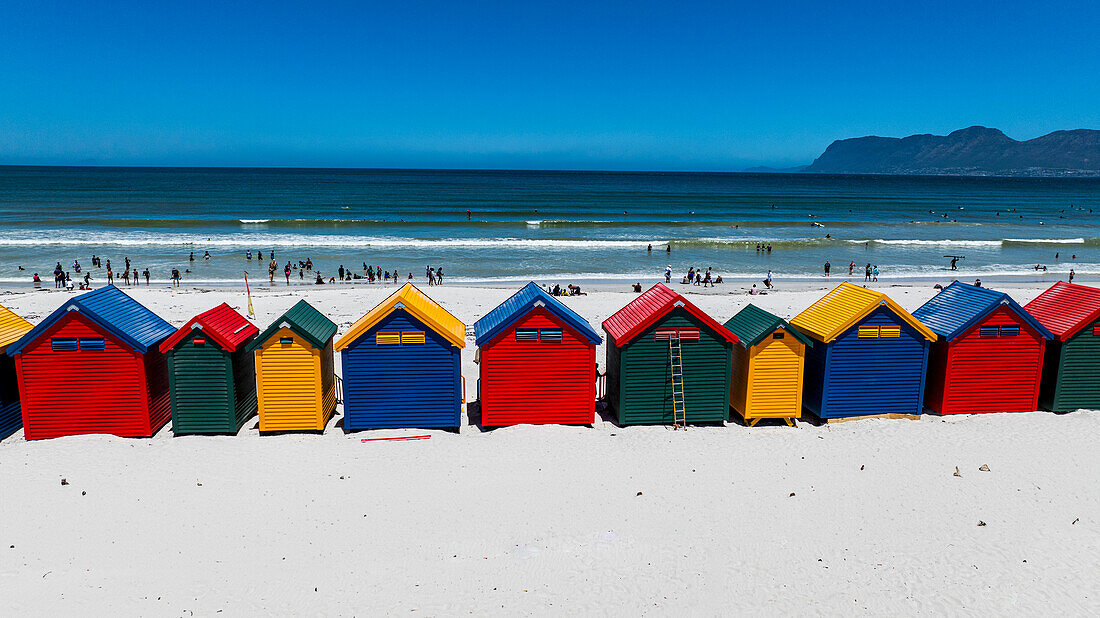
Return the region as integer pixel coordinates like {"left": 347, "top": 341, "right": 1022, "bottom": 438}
{"left": 931, "top": 305, "right": 1045, "bottom": 414}
{"left": 480, "top": 307, "right": 596, "bottom": 425}
{"left": 16, "top": 312, "right": 165, "bottom": 439}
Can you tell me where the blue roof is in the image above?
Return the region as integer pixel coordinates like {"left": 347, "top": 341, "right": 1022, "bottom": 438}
{"left": 912, "top": 281, "right": 1053, "bottom": 342}
{"left": 7, "top": 285, "right": 175, "bottom": 355}
{"left": 473, "top": 282, "right": 602, "bottom": 346}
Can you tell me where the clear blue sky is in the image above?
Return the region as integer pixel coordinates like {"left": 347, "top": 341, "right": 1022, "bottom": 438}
{"left": 2, "top": 0, "right": 1098, "bottom": 170}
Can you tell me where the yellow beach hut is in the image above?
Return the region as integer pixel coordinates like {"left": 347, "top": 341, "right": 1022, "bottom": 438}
{"left": 247, "top": 299, "right": 339, "bottom": 432}
{"left": 723, "top": 304, "right": 813, "bottom": 426}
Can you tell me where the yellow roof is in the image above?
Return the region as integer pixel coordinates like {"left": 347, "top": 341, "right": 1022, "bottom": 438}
{"left": 791, "top": 282, "right": 935, "bottom": 343}
{"left": 0, "top": 304, "right": 33, "bottom": 353}
{"left": 335, "top": 283, "right": 466, "bottom": 350}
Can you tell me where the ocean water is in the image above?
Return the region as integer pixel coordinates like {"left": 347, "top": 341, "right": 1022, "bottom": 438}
{"left": 1, "top": 166, "right": 1098, "bottom": 285}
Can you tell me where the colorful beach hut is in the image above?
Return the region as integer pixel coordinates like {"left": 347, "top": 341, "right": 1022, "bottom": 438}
{"left": 336, "top": 283, "right": 465, "bottom": 430}
{"left": 1025, "top": 281, "right": 1100, "bottom": 411}
{"left": 602, "top": 283, "right": 737, "bottom": 425}
{"left": 723, "top": 304, "right": 812, "bottom": 426}
{"left": 160, "top": 304, "right": 259, "bottom": 435}
{"left": 0, "top": 305, "right": 33, "bottom": 440}
{"left": 6, "top": 285, "right": 176, "bottom": 440}
{"left": 247, "top": 300, "right": 338, "bottom": 432}
{"left": 474, "top": 282, "right": 601, "bottom": 426}
{"left": 913, "top": 282, "right": 1051, "bottom": 414}
{"left": 790, "top": 282, "right": 935, "bottom": 419}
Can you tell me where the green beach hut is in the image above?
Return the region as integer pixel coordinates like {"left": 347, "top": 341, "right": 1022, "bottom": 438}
{"left": 601, "top": 284, "right": 738, "bottom": 425}
{"left": 160, "top": 304, "right": 260, "bottom": 435}
{"left": 1025, "top": 281, "right": 1100, "bottom": 411}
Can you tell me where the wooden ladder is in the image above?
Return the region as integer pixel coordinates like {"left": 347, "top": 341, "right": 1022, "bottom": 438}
{"left": 669, "top": 335, "right": 687, "bottom": 428}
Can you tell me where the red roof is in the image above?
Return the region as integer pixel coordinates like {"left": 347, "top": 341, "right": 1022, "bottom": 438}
{"left": 159, "top": 303, "right": 259, "bottom": 353}
{"left": 602, "top": 283, "right": 738, "bottom": 346}
{"left": 1024, "top": 281, "right": 1100, "bottom": 341}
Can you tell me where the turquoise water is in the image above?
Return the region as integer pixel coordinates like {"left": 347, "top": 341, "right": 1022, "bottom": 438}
{"left": 1, "top": 166, "right": 1098, "bottom": 285}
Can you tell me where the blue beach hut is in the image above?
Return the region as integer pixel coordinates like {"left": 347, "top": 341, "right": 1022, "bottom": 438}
{"left": 790, "top": 282, "right": 936, "bottom": 419}
{"left": 334, "top": 283, "right": 466, "bottom": 430}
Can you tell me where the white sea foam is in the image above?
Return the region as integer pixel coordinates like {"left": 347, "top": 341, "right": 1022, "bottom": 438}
{"left": 238, "top": 219, "right": 271, "bottom": 224}
{"left": 0, "top": 230, "right": 661, "bottom": 250}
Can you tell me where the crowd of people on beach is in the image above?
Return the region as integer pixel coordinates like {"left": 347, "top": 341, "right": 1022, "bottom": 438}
{"left": 32, "top": 249, "right": 449, "bottom": 291}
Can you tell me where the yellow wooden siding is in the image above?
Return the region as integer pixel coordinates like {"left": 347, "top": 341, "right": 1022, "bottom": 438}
{"left": 0, "top": 304, "right": 33, "bottom": 352}
{"left": 743, "top": 331, "right": 805, "bottom": 419}
{"left": 729, "top": 344, "right": 750, "bottom": 417}
{"left": 255, "top": 328, "right": 322, "bottom": 431}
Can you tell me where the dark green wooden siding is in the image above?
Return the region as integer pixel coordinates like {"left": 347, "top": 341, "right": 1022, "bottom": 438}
{"left": 168, "top": 331, "right": 255, "bottom": 434}
{"left": 1045, "top": 319, "right": 1100, "bottom": 411}
{"left": 613, "top": 309, "right": 732, "bottom": 425}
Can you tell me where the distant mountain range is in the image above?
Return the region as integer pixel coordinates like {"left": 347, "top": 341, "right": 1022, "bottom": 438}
{"left": 800, "top": 126, "right": 1100, "bottom": 176}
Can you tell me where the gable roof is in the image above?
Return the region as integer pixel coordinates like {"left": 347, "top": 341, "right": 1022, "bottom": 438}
{"left": 7, "top": 285, "right": 174, "bottom": 355}
{"left": 336, "top": 283, "right": 465, "bottom": 350}
{"left": 160, "top": 303, "right": 259, "bottom": 353}
{"left": 791, "top": 282, "right": 936, "bottom": 343}
{"left": 247, "top": 299, "right": 337, "bottom": 351}
{"left": 1024, "top": 281, "right": 1100, "bottom": 341}
{"left": 913, "top": 281, "right": 1052, "bottom": 342}
{"left": 0, "top": 304, "right": 33, "bottom": 354}
{"left": 602, "top": 283, "right": 738, "bottom": 347}
{"left": 473, "top": 282, "right": 601, "bottom": 346}
{"left": 723, "top": 304, "right": 813, "bottom": 349}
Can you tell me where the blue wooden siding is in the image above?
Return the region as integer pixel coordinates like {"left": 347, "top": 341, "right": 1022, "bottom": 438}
{"left": 813, "top": 306, "right": 929, "bottom": 418}
{"left": 342, "top": 309, "right": 462, "bottom": 429}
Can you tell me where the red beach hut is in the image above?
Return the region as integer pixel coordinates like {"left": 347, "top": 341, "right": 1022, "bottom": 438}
{"left": 6, "top": 285, "right": 176, "bottom": 439}
{"left": 912, "top": 281, "right": 1052, "bottom": 414}
{"left": 473, "top": 282, "right": 602, "bottom": 426}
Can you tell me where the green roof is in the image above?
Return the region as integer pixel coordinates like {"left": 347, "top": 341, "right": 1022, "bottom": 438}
{"left": 723, "top": 304, "right": 813, "bottom": 349}
{"left": 248, "top": 299, "right": 338, "bottom": 351}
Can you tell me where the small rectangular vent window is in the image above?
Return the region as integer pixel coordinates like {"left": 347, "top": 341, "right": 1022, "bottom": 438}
{"left": 401, "top": 331, "right": 426, "bottom": 345}
{"left": 79, "top": 337, "right": 105, "bottom": 350}
{"left": 979, "top": 326, "right": 999, "bottom": 337}
{"left": 879, "top": 326, "right": 901, "bottom": 338}
{"left": 772, "top": 332, "right": 785, "bottom": 340}
{"left": 539, "top": 329, "right": 563, "bottom": 342}
{"left": 678, "top": 329, "right": 701, "bottom": 341}
{"left": 1093, "top": 325, "right": 1100, "bottom": 337}
{"left": 376, "top": 332, "right": 400, "bottom": 345}
{"left": 1000, "top": 326, "right": 1020, "bottom": 337}
{"left": 279, "top": 336, "right": 294, "bottom": 345}
{"left": 515, "top": 329, "right": 539, "bottom": 342}
{"left": 51, "top": 337, "right": 78, "bottom": 352}
{"left": 192, "top": 337, "right": 207, "bottom": 346}
{"left": 654, "top": 329, "right": 676, "bottom": 341}
{"left": 858, "top": 326, "right": 879, "bottom": 338}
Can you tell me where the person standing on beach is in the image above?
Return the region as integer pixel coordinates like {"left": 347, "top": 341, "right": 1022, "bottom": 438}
{"left": 1069, "top": 269, "right": 1076, "bottom": 283}
{"left": 53, "top": 262, "right": 63, "bottom": 288}
{"left": 765, "top": 270, "right": 774, "bottom": 289}
{"left": 849, "top": 261, "right": 855, "bottom": 277}
{"left": 106, "top": 265, "right": 113, "bottom": 284}
{"left": 143, "top": 268, "right": 150, "bottom": 284}
{"left": 824, "top": 261, "right": 831, "bottom": 277}
{"left": 124, "top": 257, "right": 130, "bottom": 273}
{"left": 665, "top": 265, "right": 672, "bottom": 283}
{"left": 284, "top": 262, "right": 292, "bottom": 285}
{"left": 171, "top": 268, "right": 181, "bottom": 287}
{"left": 436, "top": 268, "right": 444, "bottom": 284}
{"left": 270, "top": 259, "right": 278, "bottom": 283}
{"left": 864, "top": 263, "right": 871, "bottom": 282}
{"left": 338, "top": 265, "right": 345, "bottom": 282}
{"left": 872, "top": 265, "right": 879, "bottom": 282}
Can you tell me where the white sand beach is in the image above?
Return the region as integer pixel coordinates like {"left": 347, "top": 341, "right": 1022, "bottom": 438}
{"left": 0, "top": 280, "right": 1097, "bottom": 615}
